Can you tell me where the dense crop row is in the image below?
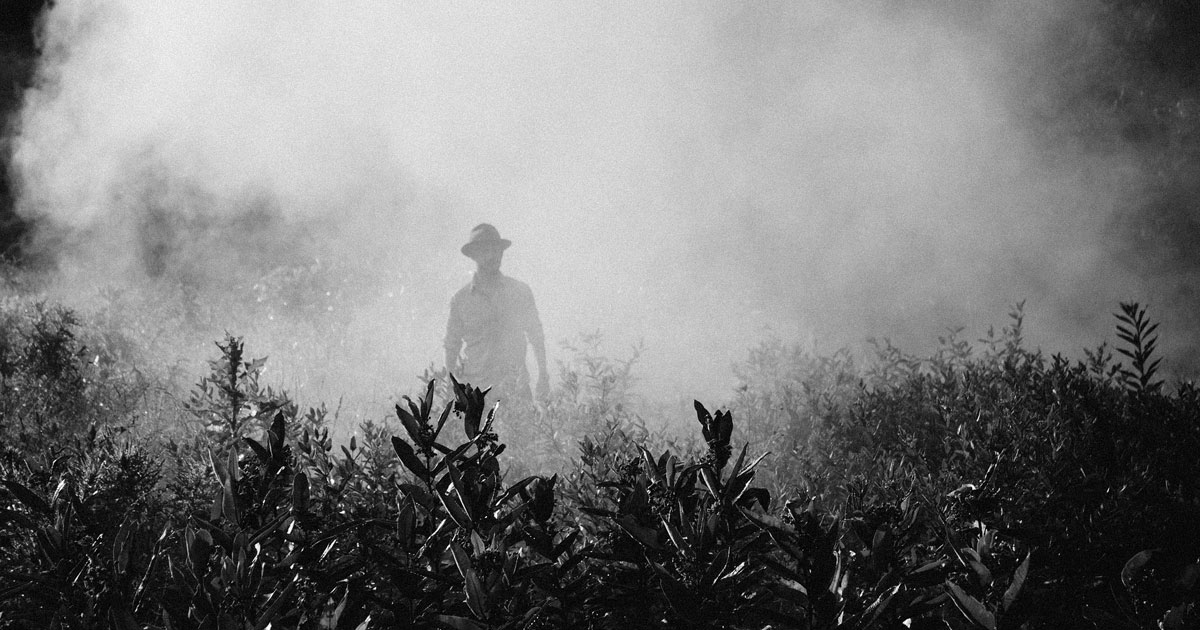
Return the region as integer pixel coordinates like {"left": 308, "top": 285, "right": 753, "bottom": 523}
{"left": 1, "top": 298, "right": 1197, "bottom": 628}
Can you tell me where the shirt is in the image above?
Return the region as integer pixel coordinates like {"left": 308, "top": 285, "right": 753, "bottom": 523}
{"left": 444, "top": 272, "right": 544, "bottom": 398}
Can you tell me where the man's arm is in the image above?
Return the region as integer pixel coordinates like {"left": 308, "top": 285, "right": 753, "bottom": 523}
{"left": 444, "top": 298, "right": 463, "bottom": 376}
{"left": 523, "top": 286, "right": 549, "bottom": 399}
{"left": 444, "top": 344, "right": 461, "bottom": 376}
{"left": 531, "top": 323, "right": 548, "bottom": 395}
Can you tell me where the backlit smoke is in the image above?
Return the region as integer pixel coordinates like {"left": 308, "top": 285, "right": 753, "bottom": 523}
{"left": 9, "top": 0, "right": 1187, "bottom": 414}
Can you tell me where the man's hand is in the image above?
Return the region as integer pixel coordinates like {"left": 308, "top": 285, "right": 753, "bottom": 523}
{"left": 535, "top": 370, "right": 550, "bottom": 401}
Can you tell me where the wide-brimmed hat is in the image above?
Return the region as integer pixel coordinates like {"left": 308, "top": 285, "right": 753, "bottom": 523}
{"left": 461, "top": 223, "right": 512, "bottom": 258}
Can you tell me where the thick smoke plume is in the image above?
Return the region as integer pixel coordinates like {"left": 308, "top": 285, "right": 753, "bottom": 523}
{"left": 8, "top": 0, "right": 1191, "bottom": 414}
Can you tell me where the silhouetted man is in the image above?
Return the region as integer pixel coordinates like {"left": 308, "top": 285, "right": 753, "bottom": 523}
{"left": 444, "top": 224, "right": 549, "bottom": 402}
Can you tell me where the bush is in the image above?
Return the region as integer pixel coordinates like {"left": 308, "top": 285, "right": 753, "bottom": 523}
{"left": 2, "top": 300, "right": 1198, "bottom": 629}
{"left": 0, "top": 298, "right": 152, "bottom": 457}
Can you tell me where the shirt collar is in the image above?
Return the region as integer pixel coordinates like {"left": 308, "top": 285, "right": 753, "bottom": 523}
{"left": 470, "top": 271, "right": 505, "bottom": 293}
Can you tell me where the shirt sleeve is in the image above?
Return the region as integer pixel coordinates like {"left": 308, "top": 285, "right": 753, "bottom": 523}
{"left": 444, "top": 293, "right": 464, "bottom": 352}
{"left": 521, "top": 284, "right": 545, "bottom": 345}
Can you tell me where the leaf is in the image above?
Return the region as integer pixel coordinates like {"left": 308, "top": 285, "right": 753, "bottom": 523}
{"left": 715, "top": 409, "right": 733, "bottom": 445}
{"left": 859, "top": 583, "right": 902, "bottom": 629}
{"left": 221, "top": 476, "right": 240, "bottom": 525}
{"left": 724, "top": 469, "right": 753, "bottom": 504}
{"left": 513, "top": 562, "right": 555, "bottom": 582}
{"left": 437, "top": 484, "right": 473, "bottom": 530}
{"left": 739, "top": 450, "right": 770, "bottom": 476}
{"left": 433, "top": 403, "right": 453, "bottom": 443}
{"left": 739, "top": 505, "right": 792, "bottom": 536}
{"left": 552, "top": 531, "right": 580, "bottom": 560}
{"left": 770, "top": 579, "right": 811, "bottom": 606}
{"left": 394, "top": 404, "right": 425, "bottom": 447}
{"left": 615, "top": 515, "right": 661, "bottom": 550}
{"left": 1178, "top": 563, "right": 1200, "bottom": 592}
{"left": 760, "top": 555, "right": 806, "bottom": 584}
{"left": 244, "top": 437, "right": 270, "bottom": 464}
{"left": 639, "top": 446, "right": 664, "bottom": 485}
{"left": 496, "top": 476, "right": 538, "bottom": 508}
{"left": 450, "top": 375, "right": 489, "bottom": 440}
{"left": 968, "top": 560, "right": 994, "bottom": 588}
{"left": 470, "top": 530, "right": 486, "bottom": 556}
{"left": 422, "top": 379, "right": 436, "bottom": 419}
{"left": 269, "top": 411, "right": 286, "bottom": 454}
{"left": 114, "top": 520, "right": 133, "bottom": 575}
{"left": 1122, "top": 549, "right": 1158, "bottom": 590}
{"left": 185, "top": 526, "right": 213, "bottom": 571}
{"left": 252, "top": 579, "right": 299, "bottom": 630}
{"left": 226, "top": 447, "right": 241, "bottom": 482}
{"left": 699, "top": 466, "right": 722, "bottom": 500}
{"left": 434, "top": 615, "right": 486, "bottom": 630}
{"left": 398, "top": 483, "right": 437, "bottom": 511}
{"left": 2, "top": 480, "right": 50, "bottom": 516}
{"left": 739, "top": 487, "right": 771, "bottom": 511}
{"left": 318, "top": 587, "right": 349, "bottom": 630}
{"left": 694, "top": 400, "right": 713, "bottom": 438}
{"left": 1003, "top": 551, "right": 1031, "bottom": 611}
{"left": 618, "top": 478, "right": 649, "bottom": 516}
{"left": 209, "top": 486, "right": 224, "bottom": 521}
{"left": 663, "top": 518, "right": 693, "bottom": 555}
{"left": 450, "top": 543, "right": 488, "bottom": 619}
{"left": 700, "top": 547, "right": 731, "bottom": 588}
{"left": 910, "top": 558, "right": 947, "bottom": 576}
{"left": 726, "top": 444, "right": 749, "bottom": 485}
{"left": 436, "top": 439, "right": 478, "bottom": 475}
{"left": 445, "top": 460, "right": 477, "bottom": 522}
{"left": 946, "top": 581, "right": 996, "bottom": 630}
{"left": 397, "top": 501, "right": 416, "bottom": 546}
{"left": 391, "top": 436, "right": 430, "bottom": 482}
{"left": 292, "top": 472, "right": 310, "bottom": 513}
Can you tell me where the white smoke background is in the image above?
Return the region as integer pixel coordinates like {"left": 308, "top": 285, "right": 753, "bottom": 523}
{"left": 9, "top": 0, "right": 1176, "bottom": 422}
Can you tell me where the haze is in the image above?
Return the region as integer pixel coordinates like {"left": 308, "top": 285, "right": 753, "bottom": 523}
{"left": 9, "top": 1, "right": 1175, "bottom": 413}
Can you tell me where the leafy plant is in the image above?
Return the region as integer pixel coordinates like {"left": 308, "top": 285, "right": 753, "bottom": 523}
{"left": 2, "top": 298, "right": 1198, "bottom": 630}
{"left": 185, "top": 334, "right": 291, "bottom": 449}
{"left": 1114, "top": 301, "right": 1164, "bottom": 395}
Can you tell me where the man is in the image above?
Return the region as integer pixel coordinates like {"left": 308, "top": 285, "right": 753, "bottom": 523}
{"left": 444, "top": 223, "right": 549, "bottom": 402}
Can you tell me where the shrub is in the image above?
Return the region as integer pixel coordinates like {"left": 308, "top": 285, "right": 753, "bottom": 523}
{"left": 0, "top": 298, "right": 149, "bottom": 456}
{"left": 2, "top": 300, "right": 1198, "bottom": 629}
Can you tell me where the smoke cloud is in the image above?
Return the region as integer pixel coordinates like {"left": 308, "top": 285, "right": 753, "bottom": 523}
{"left": 9, "top": 0, "right": 1185, "bottom": 413}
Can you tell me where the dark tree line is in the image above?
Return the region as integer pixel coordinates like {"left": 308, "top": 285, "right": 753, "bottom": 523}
{"left": 1099, "top": 0, "right": 1200, "bottom": 276}
{"left": 0, "top": 0, "right": 49, "bottom": 260}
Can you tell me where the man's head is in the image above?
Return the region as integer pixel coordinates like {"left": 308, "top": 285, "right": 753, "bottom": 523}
{"left": 461, "top": 223, "right": 511, "bottom": 274}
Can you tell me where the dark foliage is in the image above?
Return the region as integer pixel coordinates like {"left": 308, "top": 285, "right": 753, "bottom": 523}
{"left": 1, "top": 300, "right": 1198, "bottom": 629}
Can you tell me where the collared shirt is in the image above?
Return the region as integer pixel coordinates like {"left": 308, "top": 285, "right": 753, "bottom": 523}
{"left": 444, "top": 272, "right": 544, "bottom": 398}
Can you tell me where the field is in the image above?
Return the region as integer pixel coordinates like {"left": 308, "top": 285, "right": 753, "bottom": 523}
{"left": 6, "top": 1, "right": 1200, "bottom": 628}
{"left": 1, "top": 281, "right": 1198, "bottom": 630}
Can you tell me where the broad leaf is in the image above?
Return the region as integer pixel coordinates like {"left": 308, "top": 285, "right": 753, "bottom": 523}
{"left": 1003, "top": 551, "right": 1031, "bottom": 611}
{"left": 2, "top": 480, "right": 50, "bottom": 516}
{"left": 391, "top": 436, "right": 430, "bottom": 482}
{"left": 946, "top": 581, "right": 996, "bottom": 630}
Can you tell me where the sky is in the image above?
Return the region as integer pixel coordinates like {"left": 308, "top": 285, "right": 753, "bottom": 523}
{"left": 9, "top": 0, "right": 1179, "bottom": 412}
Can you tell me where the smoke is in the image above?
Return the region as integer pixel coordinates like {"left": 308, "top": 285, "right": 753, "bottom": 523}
{"left": 8, "top": 0, "right": 1187, "bottom": 413}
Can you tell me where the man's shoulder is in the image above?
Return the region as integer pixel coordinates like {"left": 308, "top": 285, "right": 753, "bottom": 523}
{"left": 500, "top": 275, "right": 533, "bottom": 292}
{"left": 450, "top": 280, "right": 475, "bottom": 304}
